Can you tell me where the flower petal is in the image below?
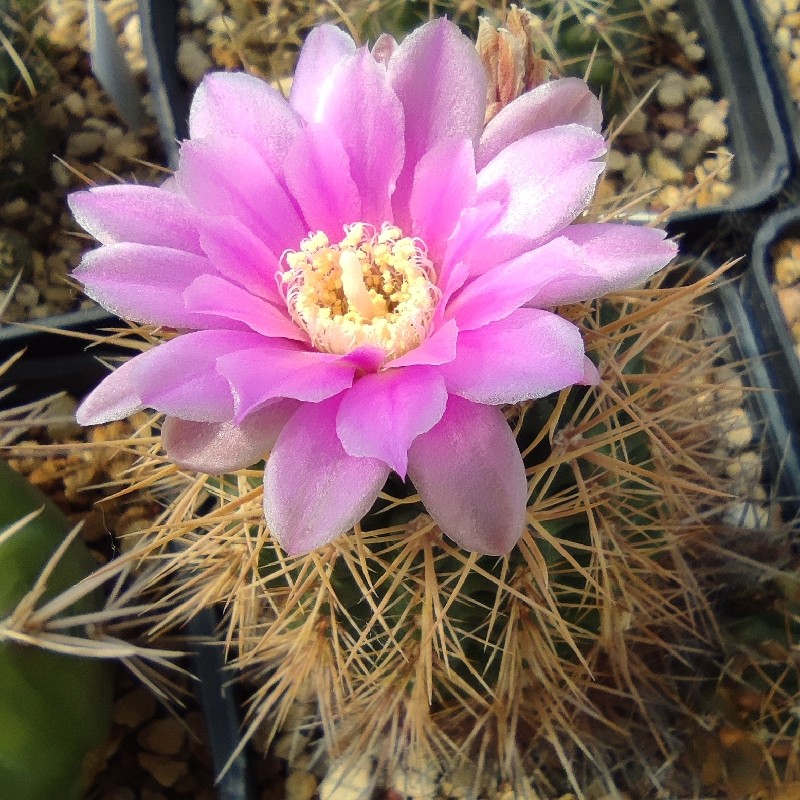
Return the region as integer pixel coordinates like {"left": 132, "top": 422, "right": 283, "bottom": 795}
{"left": 290, "top": 25, "right": 357, "bottom": 122}
{"left": 408, "top": 395, "right": 527, "bottom": 554}
{"left": 189, "top": 72, "right": 301, "bottom": 177}
{"left": 526, "top": 223, "right": 679, "bottom": 306}
{"left": 177, "top": 134, "right": 306, "bottom": 255}
{"left": 477, "top": 78, "right": 603, "bottom": 170}
{"left": 438, "top": 308, "right": 585, "bottom": 404}
{"left": 410, "top": 137, "right": 476, "bottom": 260}
{"left": 184, "top": 274, "right": 306, "bottom": 341}
{"left": 161, "top": 400, "right": 299, "bottom": 474}
{"left": 283, "top": 124, "right": 361, "bottom": 238}
{"left": 384, "top": 319, "right": 459, "bottom": 370}
{"left": 336, "top": 366, "right": 447, "bottom": 475}
{"left": 73, "top": 243, "right": 224, "bottom": 329}
{"left": 264, "top": 395, "right": 390, "bottom": 555}
{"left": 216, "top": 344, "right": 357, "bottom": 421}
{"left": 316, "top": 49, "right": 404, "bottom": 224}
{"left": 471, "top": 124, "right": 606, "bottom": 269}
{"left": 445, "top": 236, "right": 576, "bottom": 330}
{"left": 131, "top": 330, "right": 266, "bottom": 422}
{"left": 197, "top": 215, "right": 284, "bottom": 304}
{"left": 68, "top": 185, "right": 202, "bottom": 254}
{"left": 388, "top": 18, "right": 487, "bottom": 220}
{"left": 76, "top": 356, "right": 143, "bottom": 425}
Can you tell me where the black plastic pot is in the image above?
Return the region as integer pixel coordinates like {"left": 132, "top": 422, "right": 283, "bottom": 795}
{"left": 0, "top": 306, "right": 122, "bottom": 406}
{"left": 666, "top": 0, "right": 791, "bottom": 239}
{"left": 698, "top": 256, "right": 800, "bottom": 521}
{"left": 745, "top": 209, "right": 800, "bottom": 490}
{"left": 742, "top": 0, "right": 800, "bottom": 181}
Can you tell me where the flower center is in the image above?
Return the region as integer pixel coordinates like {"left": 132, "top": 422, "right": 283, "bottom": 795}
{"left": 280, "top": 223, "right": 440, "bottom": 361}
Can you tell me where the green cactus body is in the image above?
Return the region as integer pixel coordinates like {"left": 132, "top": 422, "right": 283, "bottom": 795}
{"left": 0, "top": 460, "right": 113, "bottom": 800}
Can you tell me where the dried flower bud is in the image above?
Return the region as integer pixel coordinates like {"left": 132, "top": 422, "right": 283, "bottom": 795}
{"left": 477, "top": 5, "right": 552, "bottom": 122}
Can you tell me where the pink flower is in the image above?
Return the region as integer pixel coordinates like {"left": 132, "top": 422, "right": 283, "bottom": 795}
{"left": 70, "top": 20, "right": 676, "bottom": 556}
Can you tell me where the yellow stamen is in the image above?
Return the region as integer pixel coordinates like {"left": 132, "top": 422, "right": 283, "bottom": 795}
{"left": 279, "top": 223, "right": 440, "bottom": 362}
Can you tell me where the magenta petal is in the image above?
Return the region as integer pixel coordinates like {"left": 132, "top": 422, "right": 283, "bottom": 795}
{"left": 472, "top": 124, "right": 606, "bottom": 268}
{"left": 316, "top": 49, "right": 404, "bottom": 224}
{"left": 76, "top": 356, "right": 143, "bottom": 425}
{"left": 477, "top": 78, "right": 603, "bottom": 170}
{"left": 290, "top": 25, "right": 357, "bottom": 122}
{"left": 184, "top": 275, "right": 305, "bottom": 342}
{"left": 388, "top": 19, "right": 487, "bottom": 221}
{"left": 336, "top": 366, "right": 447, "bottom": 475}
{"left": 162, "top": 400, "right": 299, "bottom": 474}
{"left": 437, "top": 201, "right": 504, "bottom": 301}
{"left": 189, "top": 72, "right": 301, "bottom": 177}
{"left": 130, "top": 330, "right": 265, "bottom": 422}
{"left": 68, "top": 185, "right": 202, "bottom": 254}
{"left": 264, "top": 395, "right": 391, "bottom": 555}
{"left": 408, "top": 395, "right": 526, "bottom": 554}
{"left": 197, "top": 215, "right": 284, "bottom": 305}
{"left": 385, "top": 319, "right": 459, "bottom": 370}
{"left": 216, "top": 344, "right": 356, "bottom": 421}
{"left": 445, "top": 236, "right": 575, "bottom": 331}
{"left": 528, "top": 223, "right": 679, "bottom": 306}
{"left": 438, "top": 308, "right": 585, "bottom": 404}
{"left": 283, "top": 124, "right": 361, "bottom": 237}
{"left": 177, "top": 134, "right": 306, "bottom": 255}
{"left": 410, "top": 137, "right": 476, "bottom": 260}
{"left": 73, "top": 243, "right": 221, "bottom": 329}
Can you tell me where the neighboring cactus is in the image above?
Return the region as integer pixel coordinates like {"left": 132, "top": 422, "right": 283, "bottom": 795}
{"left": 0, "top": 458, "right": 114, "bottom": 800}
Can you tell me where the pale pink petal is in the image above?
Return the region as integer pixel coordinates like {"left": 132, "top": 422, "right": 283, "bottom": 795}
{"left": 184, "top": 275, "right": 305, "bottom": 342}
{"left": 176, "top": 134, "right": 306, "bottom": 255}
{"left": 189, "top": 72, "right": 301, "bottom": 176}
{"left": 581, "top": 356, "right": 600, "bottom": 386}
{"left": 162, "top": 400, "right": 299, "bottom": 473}
{"left": 408, "top": 395, "right": 527, "bottom": 554}
{"left": 388, "top": 18, "right": 487, "bottom": 221}
{"left": 216, "top": 345, "right": 357, "bottom": 421}
{"left": 197, "top": 215, "right": 284, "bottom": 305}
{"left": 410, "top": 137, "right": 476, "bottom": 260}
{"left": 371, "top": 33, "right": 397, "bottom": 66}
{"left": 526, "top": 223, "right": 678, "bottom": 306}
{"left": 76, "top": 356, "right": 143, "bottom": 425}
{"left": 73, "top": 243, "right": 227, "bottom": 329}
{"left": 477, "top": 78, "right": 603, "bottom": 169}
{"left": 445, "top": 236, "right": 576, "bottom": 331}
{"left": 283, "top": 124, "right": 361, "bottom": 237}
{"left": 471, "top": 124, "right": 606, "bottom": 269}
{"left": 336, "top": 366, "right": 447, "bottom": 475}
{"left": 131, "top": 330, "right": 266, "bottom": 422}
{"left": 384, "top": 319, "right": 459, "bottom": 370}
{"left": 264, "top": 395, "right": 391, "bottom": 555}
{"left": 438, "top": 308, "right": 585, "bottom": 404}
{"left": 436, "top": 202, "right": 504, "bottom": 305}
{"left": 68, "top": 185, "right": 202, "bottom": 254}
{"left": 290, "top": 25, "right": 357, "bottom": 122}
{"left": 316, "top": 49, "right": 404, "bottom": 224}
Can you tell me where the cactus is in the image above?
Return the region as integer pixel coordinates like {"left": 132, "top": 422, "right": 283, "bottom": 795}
{"left": 0, "top": 459, "right": 114, "bottom": 800}
{"left": 74, "top": 254, "right": 796, "bottom": 795}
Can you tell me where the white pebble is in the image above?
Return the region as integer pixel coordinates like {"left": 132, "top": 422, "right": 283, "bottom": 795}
{"left": 177, "top": 39, "right": 212, "bottom": 84}
{"left": 188, "top": 0, "right": 222, "bottom": 24}
{"left": 657, "top": 71, "right": 688, "bottom": 108}
{"left": 318, "top": 756, "right": 376, "bottom": 800}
